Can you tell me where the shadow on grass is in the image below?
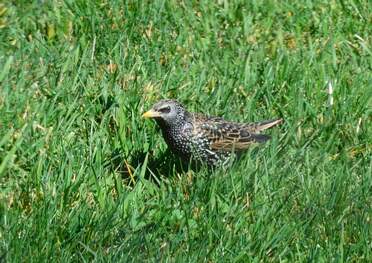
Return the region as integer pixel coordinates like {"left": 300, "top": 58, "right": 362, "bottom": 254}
{"left": 105, "top": 148, "right": 199, "bottom": 184}
{"left": 105, "top": 144, "right": 268, "bottom": 185}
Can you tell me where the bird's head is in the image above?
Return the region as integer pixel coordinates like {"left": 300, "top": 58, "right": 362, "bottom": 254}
{"left": 142, "top": 99, "right": 188, "bottom": 127}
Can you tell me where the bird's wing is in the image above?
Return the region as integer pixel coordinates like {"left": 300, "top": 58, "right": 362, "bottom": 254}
{"left": 192, "top": 114, "right": 272, "bottom": 151}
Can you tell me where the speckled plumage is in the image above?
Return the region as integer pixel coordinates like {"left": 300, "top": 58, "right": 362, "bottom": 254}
{"left": 143, "top": 99, "right": 282, "bottom": 166}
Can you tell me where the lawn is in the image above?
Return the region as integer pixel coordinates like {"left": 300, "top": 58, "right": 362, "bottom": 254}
{"left": 0, "top": 0, "right": 371, "bottom": 262}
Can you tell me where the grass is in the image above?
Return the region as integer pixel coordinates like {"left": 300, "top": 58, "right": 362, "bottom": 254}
{"left": 0, "top": 0, "right": 371, "bottom": 261}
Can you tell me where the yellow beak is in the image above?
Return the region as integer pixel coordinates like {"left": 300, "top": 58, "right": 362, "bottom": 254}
{"left": 142, "top": 109, "right": 161, "bottom": 118}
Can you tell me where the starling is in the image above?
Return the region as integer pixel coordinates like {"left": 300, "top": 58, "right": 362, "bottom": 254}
{"left": 142, "top": 99, "right": 282, "bottom": 166}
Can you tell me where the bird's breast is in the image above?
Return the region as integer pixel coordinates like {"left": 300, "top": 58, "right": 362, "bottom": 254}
{"left": 162, "top": 125, "right": 192, "bottom": 157}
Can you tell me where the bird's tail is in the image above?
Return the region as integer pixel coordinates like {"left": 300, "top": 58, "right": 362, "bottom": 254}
{"left": 248, "top": 118, "right": 283, "bottom": 133}
{"left": 251, "top": 133, "right": 271, "bottom": 143}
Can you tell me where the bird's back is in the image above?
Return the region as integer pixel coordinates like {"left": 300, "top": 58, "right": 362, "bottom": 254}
{"left": 190, "top": 113, "right": 282, "bottom": 152}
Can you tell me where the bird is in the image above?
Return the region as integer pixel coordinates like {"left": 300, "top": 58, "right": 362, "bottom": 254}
{"left": 142, "top": 99, "right": 282, "bottom": 166}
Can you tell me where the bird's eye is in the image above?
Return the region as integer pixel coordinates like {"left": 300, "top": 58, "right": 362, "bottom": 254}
{"left": 159, "top": 106, "right": 171, "bottom": 113}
